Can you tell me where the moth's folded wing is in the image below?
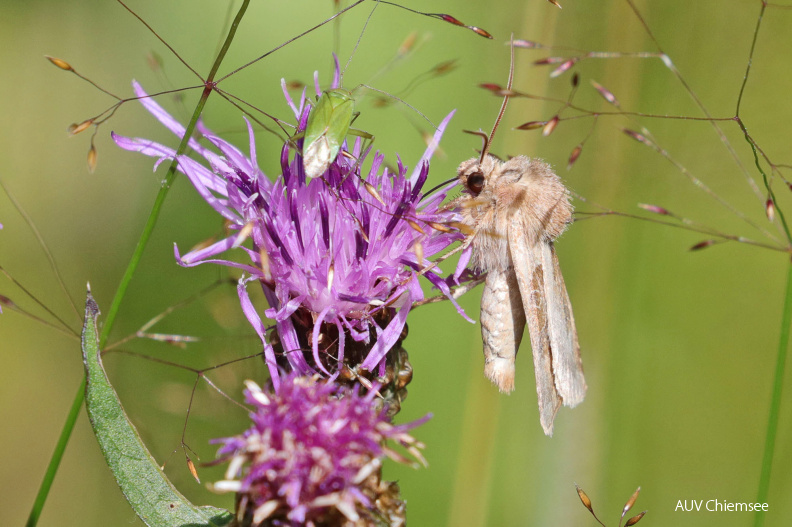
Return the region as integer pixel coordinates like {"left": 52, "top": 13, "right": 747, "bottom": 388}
{"left": 480, "top": 268, "right": 526, "bottom": 393}
{"left": 509, "top": 219, "right": 561, "bottom": 435}
{"left": 541, "top": 242, "right": 587, "bottom": 407}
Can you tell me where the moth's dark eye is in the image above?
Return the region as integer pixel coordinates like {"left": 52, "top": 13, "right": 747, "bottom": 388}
{"left": 467, "top": 172, "right": 485, "bottom": 195}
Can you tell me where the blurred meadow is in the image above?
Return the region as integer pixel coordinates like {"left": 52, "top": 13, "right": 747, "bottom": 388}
{"left": 2, "top": 0, "right": 792, "bottom": 525}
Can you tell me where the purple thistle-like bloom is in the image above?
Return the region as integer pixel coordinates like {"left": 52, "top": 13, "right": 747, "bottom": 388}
{"left": 213, "top": 375, "right": 428, "bottom": 526}
{"left": 113, "top": 73, "right": 469, "bottom": 387}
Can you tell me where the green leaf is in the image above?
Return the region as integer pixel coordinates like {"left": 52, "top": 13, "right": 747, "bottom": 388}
{"left": 81, "top": 290, "right": 233, "bottom": 527}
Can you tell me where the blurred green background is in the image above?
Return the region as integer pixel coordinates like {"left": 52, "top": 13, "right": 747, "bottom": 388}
{"left": 2, "top": 0, "right": 792, "bottom": 525}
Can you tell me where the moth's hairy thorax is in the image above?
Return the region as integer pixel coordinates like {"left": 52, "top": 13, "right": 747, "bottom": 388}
{"left": 456, "top": 155, "right": 572, "bottom": 272}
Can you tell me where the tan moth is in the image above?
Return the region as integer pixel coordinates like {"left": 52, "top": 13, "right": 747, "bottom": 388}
{"left": 454, "top": 41, "right": 586, "bottom": 436}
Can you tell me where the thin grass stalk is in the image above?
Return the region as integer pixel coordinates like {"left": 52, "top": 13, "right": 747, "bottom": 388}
{"left": 24, "top": 378, "right": 86, "bottom": 527}
{"left": 24, "top": 2, "right": 251, "bottom": 525}
{"left": 754, "top": 258, "right": 792, "bottom": 527}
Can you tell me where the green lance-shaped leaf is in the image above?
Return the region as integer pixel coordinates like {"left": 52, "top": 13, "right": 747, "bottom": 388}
{"left": 303, "top": 88, "right": 356, "bottom": 179}
{"left": 81, "top": 289, "right": 232, "bottom": 527}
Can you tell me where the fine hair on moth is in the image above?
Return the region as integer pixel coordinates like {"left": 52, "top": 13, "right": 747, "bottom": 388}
{"left": 453, "top": 38, "right": 586, "bottom": 436}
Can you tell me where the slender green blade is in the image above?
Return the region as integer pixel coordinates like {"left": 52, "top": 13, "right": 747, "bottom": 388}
{"left": 753, "top": 260, "right": 792, "bottom": 527}
{"left": 81, "top": 290, "right": 232, "bottom": 527}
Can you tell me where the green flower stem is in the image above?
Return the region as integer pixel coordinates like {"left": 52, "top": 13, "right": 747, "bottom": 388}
{"left": 98, "top": 87, "right": 212, "bottom": 343}
{"left": 25, "top": 2, "right": 250, "bottom": 526}
{"left": 754, "top": 257, "right": 792, "bottom": 527}
{"left": 25, "top": 378, "right": 85, "bottom": 527}
{"left": 100, "top": 0, "right": 250, "bottom": 343}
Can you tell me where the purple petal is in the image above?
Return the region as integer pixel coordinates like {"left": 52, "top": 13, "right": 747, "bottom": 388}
{"left": 313, "top": 71, "right": 322, "bottom": 98}
{"left": 361, "top": 298, "right": 411, "bottom": 371}
{"left": 131, "top": 81, "right": 214, "bottom": 159}
{"left": 331, "top": 54, "right": 341, "bottom": 90}
{"left": 421, "top": 266, "right": 474, "bottom": 323}
{"left": 178, "top": 236, "right": 237, "bottom": 265}
{"left": 311, "top": 307, "right": 333, "bottom": 376}
{"left": 238, "top": 276, "right": 281, "bottom": 388}
{"left": 281, "top": 78, "right": 300, "bottom": 118}
{"left": 262, "top": 286, "right": 313, "bottom": 375}
{"left": 174, "top": 243, "right": 262, "bottom": 275}
{"left": 409, "top": 110, "right": 455, "bottom": 183}
{"left": 454, "top": 244, "right": 473, "bottom": 281}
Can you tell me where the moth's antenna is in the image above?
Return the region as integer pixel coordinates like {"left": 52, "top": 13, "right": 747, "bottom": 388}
{"left": 423, "top": 176, "right": 458, "bottom": 197}
{"left": 479, "top": 34, "right": 515, "bottom": 163}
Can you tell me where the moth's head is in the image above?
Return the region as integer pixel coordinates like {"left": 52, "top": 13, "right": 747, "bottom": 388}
{"left": 456, "top": 155, "right": 499, "bottom": 197}
{"left": 458, "top": 38, "right": 517, "bottom": 199}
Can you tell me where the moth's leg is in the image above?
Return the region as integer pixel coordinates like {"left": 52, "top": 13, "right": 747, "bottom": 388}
{"left": 416, "top": 224, "right": 481, "bottom": 278}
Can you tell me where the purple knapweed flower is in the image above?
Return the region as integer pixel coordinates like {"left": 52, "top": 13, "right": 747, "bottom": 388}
{"left": 112, "top": 70, "right": 471, "bottom": 389}
{"left": 212, "top": 374, "right": 428, "bottom": 526}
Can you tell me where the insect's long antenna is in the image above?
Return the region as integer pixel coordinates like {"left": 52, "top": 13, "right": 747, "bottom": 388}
{"left": 479, "top": 35, "right": 515, "bottom": 163}
{"left": 116, "top": 0, "right": 203, "bottom": 82}
{"left": 342, "top": 0, "right": 382, "bottom": 79}
{"left": 423, "top": 176, "right": 458, "bottom": 198}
